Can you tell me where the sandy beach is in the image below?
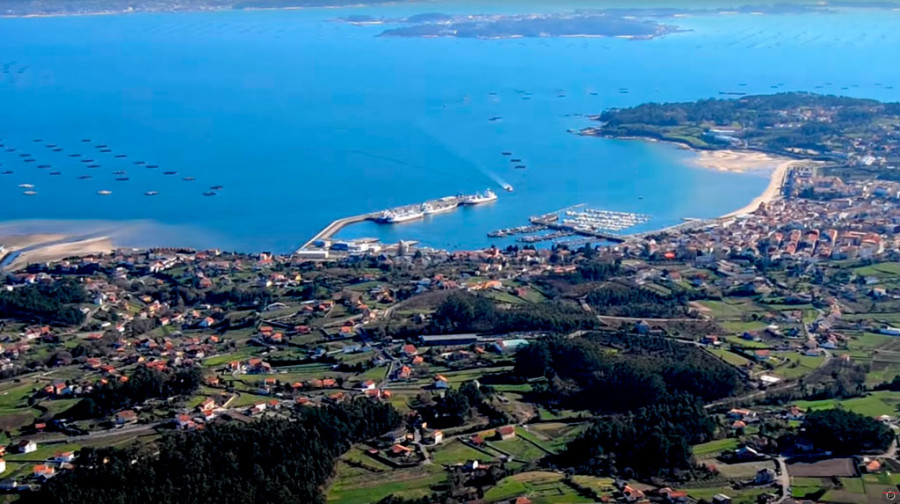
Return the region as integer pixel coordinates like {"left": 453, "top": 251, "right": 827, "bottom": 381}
{"left": 686, "top": 149, "right": 811, "bottom": 218}
{"left": 0, "top": 233, "right": 113, "bottom": 271}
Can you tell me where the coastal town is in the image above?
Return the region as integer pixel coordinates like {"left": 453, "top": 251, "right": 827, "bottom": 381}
{"left": 3, "top": 90, "right": 900, "bottom": 504}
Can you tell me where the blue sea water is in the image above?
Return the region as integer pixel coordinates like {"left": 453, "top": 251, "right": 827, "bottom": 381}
{"left": 1, "top": 2, "right": 899, "bottom": 252}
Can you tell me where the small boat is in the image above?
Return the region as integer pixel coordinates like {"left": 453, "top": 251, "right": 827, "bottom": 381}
{"left": 589, "top": 92, "right": 599, "bottom": 96}
{"left": 163, "top": 171, "right": 176, "bottom": 175}
{"left": 5, "top": 148, "right": 15, "bottom": 152}
{"left": 514, "top": 165, "right": 526, "bottom": 169}
{"left": 210, "top": 185, "right": 223, "bottom": 190}
{"left": 24, "top": 159, "right": 35, "bottom": 163}
{"left": 183, "top": 177, "right": 196, "bottom": 181}
{"left": 49, "top": 171, "right": 61, "bottom": 175}
{"left": 52, "top": 148, "right": 62, "bottom": 152}
{"left": 33, "top": 139, "right": 42, "bottom": 142}
{"left": 99, "top": 149, "right": 112, "bottom": 153}
{"left": 70, "top": 154, "right": 81, "bottom": 157}
{"left": 18, "top": 183, "right": 34, "bottom": 188}
{"left": 115, "top": 154, "right": 127, "bottom": 158}
{"left": 488, "top": 116, "right": 502, "bottom": 122}
{"left": 510, "top": 159, "right": 522, "bottom": 162}
{"left": 145, "top": 191, "right": 158, "bottom": 196}
{"left": 1, "top": 170, "right": 12, "bottom": 175}
{"left": 78, "top": 175, "right": 92, "bottom": 180}
{"left": 503, "top": 184, "right": 514, "bottom": 192}
{"left": 87, "top": 165, "right": 101, "bottom": 168}
{"left": 146, "top": 164, "right": 159, "bottom": 168}
{"left": 23, "top": 190, "right": 37, "bottom": 196}
{"left": 80, "top": 159, "right": 94, "bottom": 163}
{"left": 38, "top": 164, "right": 50, "bottom": 168}
{"left": 19, "top": 153, "right": 30, "bottom": 157}
{"left": 115, "top": 177, "right": 130, "bottom": 181}
{"left": 112, "top": 170, "right": 126, "bottom": 175}
{"left": 97, "top": 190, "right": 112, "bottom": 195}
{"left": 81, "top": 139, "right": 91, "bottom": 142}
{"left": 203, "top": 191, "right": 217, "bottom": 196}
{"left": 96, "top": 144, "right": 108, "bottom": 148}
{"left": 134, "top": 161, "right": 146, "bottom": 165}
{"left": 501, "top": 152, "right": 512, "bottom": 156}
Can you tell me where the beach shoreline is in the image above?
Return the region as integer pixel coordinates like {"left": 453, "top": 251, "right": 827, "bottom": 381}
{"left": 686, "top": 148, "right": 812, "bottom": 217}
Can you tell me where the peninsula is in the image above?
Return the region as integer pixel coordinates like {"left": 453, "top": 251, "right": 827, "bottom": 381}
{"left": 582, "top": 92, "right": 900, "bottom": 166}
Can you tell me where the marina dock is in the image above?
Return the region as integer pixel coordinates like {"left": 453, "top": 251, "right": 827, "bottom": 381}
{"left": 487, "top": 205, "right": 651, "bottom": 244}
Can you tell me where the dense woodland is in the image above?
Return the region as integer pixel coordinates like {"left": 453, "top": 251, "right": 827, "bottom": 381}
{"left": 0, "top": 279, "right": 87, "bottom": 325}
{"left": 30, "top": 400, "right": 401, "bottom": 504}
{"left": 788, "top": 409, "right": 894, "bottom": 455}
{"left": 428, "top": 292, "right": 598, "bottom": 334}
{"left": 516, "top": 333, "right": 742, "bottom": 412}
{"left": 584, "top": 284, "right": 691, "bottom": 318}
{"left": 553, "top": 396, "right": 715, "bottom": 479}
{"left": 63, "top": 366, "right": 205, "bottom": 419}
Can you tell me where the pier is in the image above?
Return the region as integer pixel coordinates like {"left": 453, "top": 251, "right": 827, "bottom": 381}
{"left": 298, "top": 211, "right": 381, "bottom": 252}
{"left": 296, "top": 193, "right": 476, "bottom": 253}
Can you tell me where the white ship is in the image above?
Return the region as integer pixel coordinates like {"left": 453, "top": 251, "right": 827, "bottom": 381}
{"left": 97, "top": 190, "right": 112, "bottom": 196}
{"left": 380, "top": 209, "right": 424, "bottom": 224}
{"left": 422, "top": 202, "right": 457, "bottom": 215}
{"left": 461, "top": 189, "right": 498, "bottom": 205}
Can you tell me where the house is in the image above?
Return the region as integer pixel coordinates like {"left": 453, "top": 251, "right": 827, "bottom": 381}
{"left": 623, "top": 485, "right": 645, "bottom": 502}
{"left": 753, "top": 350, "right": 771, "bottom": 361}
{"left": 360, "top": 380, "right": 377, "bottom": 391}
{"left": 702, "top": 335, "right": 720, "bottom": 346}
{"left": 727, "top": 408, "right": 755, "bottom": 420}
{"left": 755, "top": 468, "right": 776, "bottom": 484}
{"left": 660, "top": 488, "right": 689, "bottom": 504}
{"left": 734, "top": 446, "right": 761, "bottom": 460}
{"left": 54, "top": 451, "right": 76, "bottom": 463}
{"left": 402, "top": 344, "right": 418, "bottom": 357}
{"left": 512, "top": 497, "right": 532, "bottom": 504}
{"left": 390, "top": 444, "right": 413, "bottom": 458}
{"left": 712, "top": 494, "right": 732, "bottom": 504}
{"left": 115, "top": 410, "right": 138, "bottom": 425}
{"left": 431, "top": 430, "right": 444, "bottom": 445}
{"left": 496, "top": 425, "right": 516, "bottom": 440}
{"left": 865, "top": 459, "right": 882, "bottom": 473}
{"left": 33, "top": 464, "right": 56, "bottom": 479}
{"left": 432, "top": 375, "right": 450, "bottom": 389}
{"left": 17, "top": 440, "right": 37, "bottom": 454}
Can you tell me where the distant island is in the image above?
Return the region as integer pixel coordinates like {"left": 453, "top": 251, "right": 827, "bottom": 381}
{"left": 336, "top": 3, "right": 900, "bottom": 40}
{"left": 3, "top": 0, "right": 900, "bottom": 20}
{"left": 0, "top": 0, "right": 403, "bottom": 17}
{"left": 373, "top": 13, "right": 682, "bottom": 40}
{"left": 582, "top": 92, "right": 900, "bottom": 166}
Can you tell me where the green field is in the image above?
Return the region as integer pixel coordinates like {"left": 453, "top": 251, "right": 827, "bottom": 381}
{"left": 483, "top": 471, "right": 593, "bottom": 504}
{"left": 853, "top": 262, "right": 900, "bottom": 278}
{"left": 492, "top": 436, "right": 548, "bottom": 462}
{"left": 687, "top": 485, "right": 770, "bottom": 504}
{"left": 693, "top": 437, "right": 739, "bottom": 457}
{"left": 431, "top": 440, "right": 494, "bottom": 465}
{"left": 707, "top": 348, "right": 752, "bottom": 367}
{"left": 326, "top": 466, "right": 445, "bottom": 504}
{"left": 794, "top": 391, "right": 900, "bottom": 417}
